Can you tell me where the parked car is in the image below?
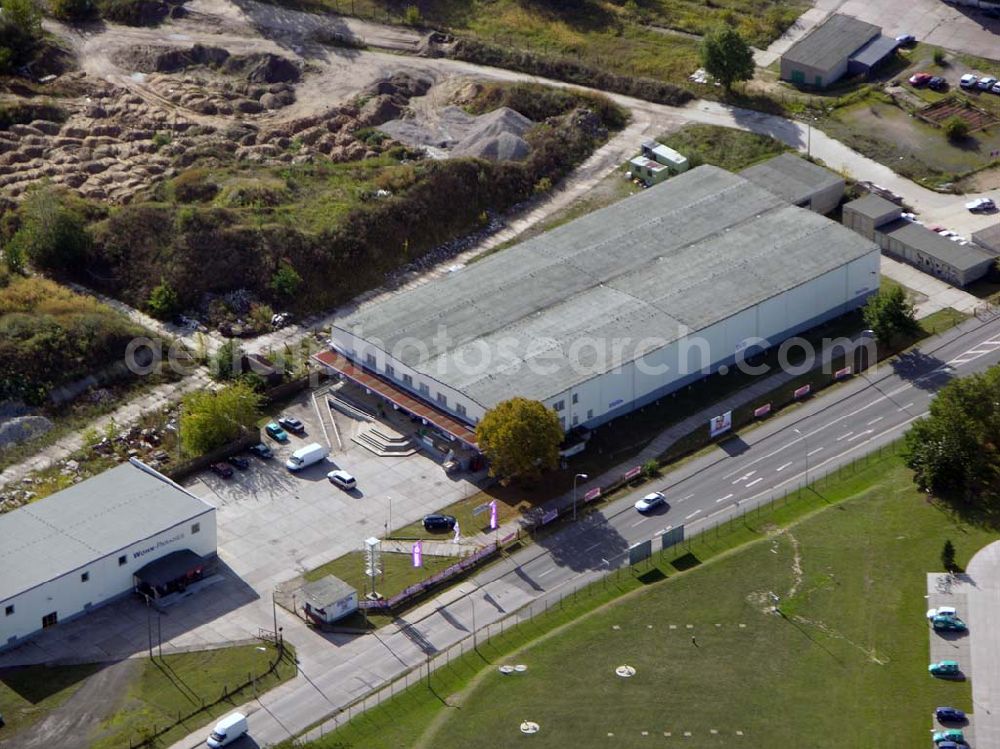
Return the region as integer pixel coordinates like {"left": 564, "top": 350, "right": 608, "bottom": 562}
{"left": 227, "top": 455, "right": 250, "bottom": 471}
{"left": 960, "top": 74, "right": 979, "bottom": 89}
{"left": 265, "top": 422, "right": 289, "bottom": 443}
{"left": 271, "top": 312, "right": 292, "bottom": 329}
{"left": 634, "top": 491, "right": 667, "bottom": 513}
{"left": 929, "top": 660, "right": 961, "bottom": 677}
{"left": 210, "top": 462, "right": 234, "bottom": 479}
{"left": 935, "top": 706, "right": 967, "bottom": 723}
{"left": 423, "top": 514, "right": 458, "bottom": 532}
{"left": 936, "top": 743, "right": 961, "bottom": 749}
{"left": 927, "top": 606, "right": 958, "bottom": 620}
{"left": 327, "top": 469, "right": 357, "bottom": 491}
{"left": 908, "top": 72, "right": 933, "bottom": 87}
{"left": 966, "top": 197, "right": 996, "bottom": 213}
{"left": 249, "top": 443, "right": 273, "bottom": 459}
{"left": 929, "top": 76, "right": 947, "bottom": 91}
{"left": 933, "top": 729, "right": 965, "bottom": 745}
{"left": 978, "top": 75, "right": 998, "bottom": 90}
{"left": 896, "top": 33, "right": 916, "bottom": 45}
{"left": 278, "top": 416, "right": 306, "bottom": 435}
{"left": 933, "top": 615, "right": 967, "bottom": 632}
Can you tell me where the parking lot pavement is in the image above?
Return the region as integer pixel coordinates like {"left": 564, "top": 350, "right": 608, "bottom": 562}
{"left": 186, "top": 390, "right": 477, "bottom": 593}
{"left": 926, "top": 572, "right": 976, "bottom": 745}
{"left": 966, "top": 542, "right": 1000, "bottom": 748}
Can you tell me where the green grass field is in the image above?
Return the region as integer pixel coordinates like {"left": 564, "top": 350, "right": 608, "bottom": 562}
{"left": 658, "top": 123, "right": 791, "bottom": 172}
{"left": 305, "top": 550, "right": 458, "bottom": 595}
{"left": 0, "top": 663, "right": 103, "bottom": 738}
{"left": 300, "top": 449, "right": 993, "bottom": 749}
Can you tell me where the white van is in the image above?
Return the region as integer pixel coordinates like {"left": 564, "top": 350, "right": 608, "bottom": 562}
{"left": 206, "top": 712, "right": 248, "bottom": 748}
{"left": 286, "top": 442, "right": 329, "bottom": 472}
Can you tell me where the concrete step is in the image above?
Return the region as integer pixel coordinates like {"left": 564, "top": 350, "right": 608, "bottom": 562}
{"left": 329, "top": 396, "right": 374, "bottom": 422}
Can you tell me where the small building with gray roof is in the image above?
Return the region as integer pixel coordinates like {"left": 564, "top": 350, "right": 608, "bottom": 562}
{"left": 0, "top": 459, "right": 216, "bottom": 648}
{"left": 843, "top": 193, "right": 996, "bottom": 286}
{"left": 740, "top": 153, "right": 845, "bottom": 215}
{"left": 781, "top": 14, "right": 891, "bottom": 89}
{"left": 324, "top": 165, "right": 879, "bottom": 435}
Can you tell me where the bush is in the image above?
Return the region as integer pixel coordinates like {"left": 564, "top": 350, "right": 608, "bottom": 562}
{"left": 464, "top": 82, "right": 628, "bottom": 130}
{"left": 50, "top": 0, "right": 95, "bottom": 21}
{"left": 402, "top": 4, "right": 422, "bottom": 26}
{"left": 146, "top": 279, "right": 180, "bottom": 319}
{"left": 933, "top": 48, "right": 946, "bottom": 66}
{"left": 95, "top": 0, "right": 168, "bottom": 25}
{"left": 943, "top": 115, "right": 969, "bottom": 141}
{"left": 171, "top": 169, "right": 220, "bottom": 203}
{"left": 7, "top": 187, "right": 91, "bottom": 273}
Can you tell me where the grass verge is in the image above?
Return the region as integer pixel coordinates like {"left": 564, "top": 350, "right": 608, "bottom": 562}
{"left": 0, "top": 663, "right": 103, "bottom": 738}
{"left": 295, "top": 447, "right": 990, "bottom": 748}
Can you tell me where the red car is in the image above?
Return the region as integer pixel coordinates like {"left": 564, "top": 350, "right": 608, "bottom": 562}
{"left": 908, "top": 72, "right": 933, "bottom": 87}
{"left": 210, "top": 462, "right": 234, "bottom": 479}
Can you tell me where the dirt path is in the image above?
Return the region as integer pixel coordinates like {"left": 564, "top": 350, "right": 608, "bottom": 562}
{"left": 0, "top": 659, "right": 140, "bottom": 749}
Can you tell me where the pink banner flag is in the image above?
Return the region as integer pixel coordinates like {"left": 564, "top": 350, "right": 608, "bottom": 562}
{"left": 489, "top": 500, "right": 498, "bottom": 530}
{"left": 793, "top": 384, "right": 811, "bottom": 399}
{"left": 754, "top": 403, "right": 771, "bottom": 418}
{"left": 412, "top": 540, "right": 423, "bottom": 568}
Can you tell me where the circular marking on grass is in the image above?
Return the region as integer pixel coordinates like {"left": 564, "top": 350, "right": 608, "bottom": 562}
{"left": 612, "top": 625, "right": 621, "bottom": 630}
{"left": 514, "top": 664, "right": 528, "bottom": 672}
{"left": 608, "top": 732, "right": 615, "bottom": 737}
{"left": 686, "top": 624, "right": 694, "bottom": 629}
{"left": 739, "top": 623, "right": 747, "bottom": 628}
{"left": 684, "top": 731, "right": 692, "bottom": 737}
{"left": 641, "top": 730, "right": 649, "bottom": 736}
{"left": 715, "top": 623, "right": 721, "bottom": 628}
{"left": 736, "top": 730, "right": 744, "bottom": 736}
{"left": 647, "top": 624, "right": 653, "bottom": 629}
{"left": 615, "top": 665, "right": 637, "bottom": 678}
{"left": 669, "top": 624, "right": 677, "bottom": 630}
{"left": 520, "top": 721, "right": 540, "bottom": 735}
{"left": 710, "top": 729, "right": 718, "bottom": 735}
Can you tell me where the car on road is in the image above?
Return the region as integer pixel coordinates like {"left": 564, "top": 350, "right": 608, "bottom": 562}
{"left": 211, "top": 462, "right": 234, "bottom": 479}
{"left": 960, "top": 74, "right": 979, "bottom": 89}
{"left": 932, "top": 615, "right": 968, "bottom": 632}
{"left": 933, "top": 729, "right": 966, "bottom": 744}
{"left": 327, "top": 470, "right": 357, "bottom": 491}
{"left": 249, "top": 443, "right": 273, "bottom": 459}
{"left": 927, "top": 606, "right": 958, "bottom": 620}
{"left": 423, "top": 514, "right": 458, "bottom": 532}
{"left": 966, "top": 197, "right": 996, "bottom": 213}
{"left": 908, "top": 72, "right": 933, "bottom": 87}
{"left": 634, "top": 491, "right": 667, "bottom": 513}
{"left": 978, "top": 76, "right": 998, "bottom": 90}
{"left": 278, "top": 416, "right": 306, "bottom": 435}
{"left": 896, "top": 33, "right": 916, "bottom": 46}
{"left": 227, "top": 455, "right": 250, "bottom": 471}
{"left": 935, "top": 706, "right": 967, "bottom": 723}
{"left": 929, "top": 660, "right": 961, "bottom": 677}
{"left": 929, "top": 76, "right": 947, "bottom": 91}
{"left": 265, "top": 422, "right": 289, "bottom": 443}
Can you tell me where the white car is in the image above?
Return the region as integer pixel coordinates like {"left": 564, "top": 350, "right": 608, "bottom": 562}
{"left": 978, "top": 76, "right": 998, "bottom": 90}
{"left": 634, "top": 491, "right": 667, "bottom": 513}
{"left": 327, "top": 469, "right": 357, "bottom": 490}
{"left": 966, "top": 197, "right": 996, "bottom": 213}
{"left": 960, "top": 73, "right": 979, "bottom": 89}
{"left": 927, "top": 606, "right": 958, "bottom": 620}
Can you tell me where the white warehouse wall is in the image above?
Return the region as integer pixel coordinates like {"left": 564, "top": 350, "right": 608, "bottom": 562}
{"left": 1, "top": 509, "right": 216, "bottom": 647}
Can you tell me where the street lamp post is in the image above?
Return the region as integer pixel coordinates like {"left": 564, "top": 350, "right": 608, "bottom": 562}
{"left": 573, "top": 473, "right": 589, "bottom": 521}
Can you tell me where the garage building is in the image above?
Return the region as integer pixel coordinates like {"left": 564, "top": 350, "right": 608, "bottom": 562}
{"left": 741, "top": 153, "right": 845, "bottom": 215}
{"left": 781, "top": 14, "right": 895, "bottom": 89}
{"left": 843, "top": 194, "right": 995, "bottom": 286}
{"left": 0, "top": 459, "right": 217, "bottom": 649}
{"left": 320, "top": 165, "right": 879, "bottom": 435}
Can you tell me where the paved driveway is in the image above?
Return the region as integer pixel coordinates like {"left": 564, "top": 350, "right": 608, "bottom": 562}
{"left": 966, "top": 541, "right": 1000, "bottom": 747}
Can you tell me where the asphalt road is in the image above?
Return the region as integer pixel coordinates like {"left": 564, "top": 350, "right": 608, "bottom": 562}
{"left": 169, "top": 311, "right": 1000, "bottom": 749}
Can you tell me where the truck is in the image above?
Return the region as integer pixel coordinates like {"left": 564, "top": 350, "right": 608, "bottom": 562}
{"left": 206, "top": 712, "right": 248, "bottom": 748}
{"left": 286, "top": 442, "right": 329, "bottom": 472}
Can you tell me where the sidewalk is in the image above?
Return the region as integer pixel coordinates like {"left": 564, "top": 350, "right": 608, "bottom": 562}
{"left": 880, "top": 256, "right": 982, "bottom": 318}
{"left": 965, "top": 541, "right": 1000, "bottom": 748}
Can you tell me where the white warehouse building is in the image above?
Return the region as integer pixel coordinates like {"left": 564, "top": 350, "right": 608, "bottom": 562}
{"left": 319, "top": 165, "right": 880, "bottom": 439}
{"left": 0, "top": 459, "right": 217, "bottom": 649}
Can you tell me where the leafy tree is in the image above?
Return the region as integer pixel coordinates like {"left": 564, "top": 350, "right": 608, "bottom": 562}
{"left": 943, "top": 115, "right": 969, "bottom": 142}
{"left": 700, "top": 26, "right": 755, "bottom": 91}
{"left": 941, "top": 539, "right": 957, "bottom": 572}
{"left": 50, "top": 0, "right": 93, "bottom": 21}
{"left": 210, "top": 339, "right": 244, "bottom": 382}
{"left": 179, "top": 381, "right": 261, "bottom": 456}
{"left": 146, "top": 279, "right": 180, "bottom": 319}
{"left": 0, "top": 0, "right": 42, "bottom": 68}
{"left": 270, "top": 261, "right": 302, "bottom": 298}
{"left": 7, "top": 188, "right": 91, "bottom": 272}
{"left": 3, "top": 237, "right": 25, "bottom": 274}
{"left": 476, "top": 397, "right": 564, "bottom": 481}
{"left": 903, "top": 365, "right": 1000, "bottom": 506}
{"left": 862, "top": 285, "right": 919, "bottom": 344}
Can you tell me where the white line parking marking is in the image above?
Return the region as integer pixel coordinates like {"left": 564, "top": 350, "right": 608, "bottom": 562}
{"left": 538, "top": 568, "right": 554, "bottom": 578}
{"left": 686, "top": 509, "right": 702, "bottom": 520}
{"left": 807, "top": 447, "right": 824, "bottom": 456}
{"left": 745, "top": 477, "right": 763, "bottom": 488}
{"left": 866, "top": 416, "right": 884, "bottom": 426}
{"left": 776, "top": 461, "right": 792, "bottom": 472}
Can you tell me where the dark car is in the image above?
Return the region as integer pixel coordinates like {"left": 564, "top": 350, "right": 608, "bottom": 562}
{"left": 936, "top": 707, "right": 967, "bottom": 723}
{"left": 423, "top": 514, "right": 458, "bottom": 532}
{"left": 249, "top": 443, "right": 273, "bottom": 459}
{"left": 265, "top": 422, "right": 289, "bottom": 443}
{"left": 211, "top": 462, "right": 234, "bottom": 479}
{"left": 227, "top": 455, "right": 250, "bottom": 470}
{"left": 278, "top": 416, "right": 306, "bottom": 435}
{"left": 929, "top": 76, "right": 947, "bottom": 91}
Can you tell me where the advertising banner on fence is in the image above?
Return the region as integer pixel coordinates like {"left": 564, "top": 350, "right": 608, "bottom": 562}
{"left": 794, "top": 384, "right": 811, "bottom": 399}
{"left": 489, "top": 500, "right": 498, "bottom": 530}
{"left": 623, "top": 465, "right": 642, "bottom": 481}
{"left": 709, "top": 410, "right": 733, "bottom": 438}
{"left": 584, "top": 487, "right": 602, "bottom": 502}
{"left": 835, "top": 366, "right": 852, "bottom": 380}
{"left": 629, "top": 539, "right": 652, "bottom": 566}
{"left": 412, "top": 540, "right": 423, "bottom": 568}
{"left": 542, "top": 508, "right": 559, "bottom": 525}
{"left": 754, "top": 403, "right": 771, "bottom": 418}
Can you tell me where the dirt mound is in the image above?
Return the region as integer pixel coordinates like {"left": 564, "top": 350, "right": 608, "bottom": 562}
{"left": 227, "top": 53, "right": 301, "bottom": 84}
{"left": 365, "top": 72, "right": 432, "bottom": 100}
{"left": 454, "top": 130, "right": 530, "bottom": 161}
{"left": 114, "top": 44, "right": 300, "bottom": 83}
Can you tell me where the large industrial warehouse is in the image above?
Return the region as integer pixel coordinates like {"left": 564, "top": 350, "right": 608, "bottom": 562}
{"left": 0, "top": 459, "right": 217, "bottom": 648}
{"left": 321, "top": 164, "right": 880, "bottom": 435}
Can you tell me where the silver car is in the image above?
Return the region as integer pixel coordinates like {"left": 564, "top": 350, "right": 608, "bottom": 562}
{"left": 634, "top": 491, "right": 667, "bottom": 513}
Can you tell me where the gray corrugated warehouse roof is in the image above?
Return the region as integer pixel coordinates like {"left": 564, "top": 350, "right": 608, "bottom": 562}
{"left": 882, "top": 219, "right": 996, "bottom": 272}
{"left": 336, "top": 165, "right": 878, "bottom": 408}
{"left": 848, "top": 34, "right": 899, "bottom": 71}
{"left": 845, "top": 193, "right": 900, "bottom": 220}
{"left": 740, "top": 153, "right": 843, "bottom": 207}
{"left": 783, "top": 14, "right": 880, "bottom": 71}
{"left": 972, "top": 223, "right": 1000, "bottom": 255}
{"left": 0, "top": 460, "right": 214, "bottom": 602}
